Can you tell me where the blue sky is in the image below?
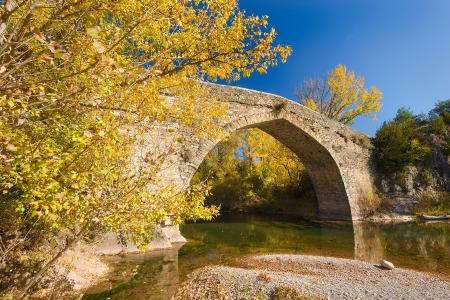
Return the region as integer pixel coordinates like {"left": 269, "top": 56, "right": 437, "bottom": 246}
{"left": 233, "top": 0, "right": 450, "bottom": 136}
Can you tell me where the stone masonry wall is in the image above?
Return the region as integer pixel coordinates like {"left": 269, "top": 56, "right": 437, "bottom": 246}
{"left": 135, "top": 84, "right": 376, "bottom": 221}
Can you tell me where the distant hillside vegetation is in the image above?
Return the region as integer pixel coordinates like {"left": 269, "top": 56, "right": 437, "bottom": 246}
{"left": 373, "top": 100, "right": 450, "bottom": 216}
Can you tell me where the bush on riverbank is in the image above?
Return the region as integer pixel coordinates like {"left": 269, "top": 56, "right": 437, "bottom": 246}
{"left": 372, "top": 101, "right": 449, "bottom": 216}
{"left": 414, "top": 192, "right": 450, "bottom": 216}
{"left": 374, "top": 101, "right": 449, "bottom": 174}
{"left": 373, "top": 110, "right": 431, "bottom": 174}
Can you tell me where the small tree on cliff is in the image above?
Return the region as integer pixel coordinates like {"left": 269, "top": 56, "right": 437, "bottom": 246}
{"left": 296, "top": 65, "right": 382, "bottom": 125}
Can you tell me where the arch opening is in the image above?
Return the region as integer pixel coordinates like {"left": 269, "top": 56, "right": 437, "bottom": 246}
{"left": 188, "top": 118, "right": 352, "bottom": 220}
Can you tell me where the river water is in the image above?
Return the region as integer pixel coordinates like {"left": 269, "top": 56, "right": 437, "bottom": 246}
{"left": 83, "top": 214, "right": 449, "bottom": 300}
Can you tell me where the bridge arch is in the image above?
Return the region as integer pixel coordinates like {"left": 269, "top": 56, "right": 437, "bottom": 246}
{"left": 143, "top": 85, "right": 375, "bottom": 221}
{"left": 186, "top": 114, "right": 352, "bottom": 220}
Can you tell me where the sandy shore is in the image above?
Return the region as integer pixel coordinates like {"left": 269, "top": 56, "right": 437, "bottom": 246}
{"left": 172, "top": 254, "right": 450, "bottom": 300}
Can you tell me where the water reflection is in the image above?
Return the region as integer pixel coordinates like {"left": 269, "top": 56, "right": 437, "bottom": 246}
{"left": 83, "top": 215, "right": 449, "bottom": 300}
{"left": 83, "top": 244, "right": 183, "bottom": 300}
{"left": 354, "top": 221, "right": 449, "bottom": 276}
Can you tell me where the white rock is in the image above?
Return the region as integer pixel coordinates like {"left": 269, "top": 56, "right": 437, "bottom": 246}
{"left": 380, "top": 260, "right": 395, "bottom": 270}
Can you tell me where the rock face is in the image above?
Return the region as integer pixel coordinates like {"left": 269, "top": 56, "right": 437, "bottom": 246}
{"left": 376, "top": 133, "right": 450, "bottom": 215}
{"left": 60, "top": 247, "right": 109, "bottom": 291}
{"left": 134, "top": 84, "right": 377, "bottom": 221}
{"left": 91, "top": 223, "right": 186, "bottom": 255}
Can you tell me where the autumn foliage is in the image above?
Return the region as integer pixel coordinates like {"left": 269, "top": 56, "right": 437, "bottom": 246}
{"left": 0, "top": 0, "right": 291, "bottom": 297}
{"left": 296, "top": 65, "right": 382, "bottom": 125}
{"left": 192, "top": 129, "right": 316, "bottom": 214}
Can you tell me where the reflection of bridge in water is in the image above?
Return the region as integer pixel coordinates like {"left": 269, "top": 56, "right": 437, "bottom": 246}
{"left": 353, "top": 222, "right": 387, "bottom": 263}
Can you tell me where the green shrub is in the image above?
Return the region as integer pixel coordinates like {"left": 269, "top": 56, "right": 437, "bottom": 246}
{"left": 429, "top": 99, "right": 450, "bottom": 119}
{"left": 443, "top": 136, "right": 450, "bottom": 156}
{"left": 418, "top": 170, "right": 433, "bottom": 187}
{"left": 393, "top": 169, "right": 409, "bottom": 188}
{"left": 394, "top": 107, "right": 415, "bottom": 122}
{"left": 373, "top": 120, "right": 430, "bottom": 174}
{"left": 274, "top": 100, "right": 288, "bottom": 112}
{"left": 442, "top": 111, "right": 450, "bottom": 124}
{"left": 414, "top": 192, "right": 450, "bottom": 216}
{"left": 427, "top": 117, "right": 446, "bottom": 135}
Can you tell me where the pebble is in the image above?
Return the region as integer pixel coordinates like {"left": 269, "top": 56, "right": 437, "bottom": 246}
{"left": 172, "top": 254, "right": 450, "bottom": 300}
{"left": 380, "top": 260, "right": 395, "bottom": 270}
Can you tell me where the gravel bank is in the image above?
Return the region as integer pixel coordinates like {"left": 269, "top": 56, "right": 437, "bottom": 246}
{"left": 172, "top": 254, "right": 450, "bottom": 299}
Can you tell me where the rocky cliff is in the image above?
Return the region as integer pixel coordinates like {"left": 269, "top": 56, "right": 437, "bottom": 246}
{"left": 376, "top": 132, "right": 450, "bottom": 215}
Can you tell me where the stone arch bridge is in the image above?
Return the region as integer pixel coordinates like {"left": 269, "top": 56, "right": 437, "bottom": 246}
{"left": 136, "top": 84, "right": 376, "bottom": 221}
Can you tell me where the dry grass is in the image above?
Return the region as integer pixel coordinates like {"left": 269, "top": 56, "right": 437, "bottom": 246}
{"left": 171, "top": 268, "right": 226, "bottom": 300}
{"left": 257, "top": 272, "right": 272, "bottom": 282}
{"left": 271, "top": 285, "right": 324, "bottom": 300}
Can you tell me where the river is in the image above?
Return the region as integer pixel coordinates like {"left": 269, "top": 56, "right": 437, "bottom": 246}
{"left": 83, "top": 213, "right": 449, "bottom": 300}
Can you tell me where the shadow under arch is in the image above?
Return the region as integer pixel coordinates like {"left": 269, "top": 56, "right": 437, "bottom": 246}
{"left": 186, "top": 113, "right": 352, "bottom": 221}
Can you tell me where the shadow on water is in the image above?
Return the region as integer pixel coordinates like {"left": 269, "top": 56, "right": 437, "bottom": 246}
{"left": 83, "top": 214, "right": 449, "bottom": 300}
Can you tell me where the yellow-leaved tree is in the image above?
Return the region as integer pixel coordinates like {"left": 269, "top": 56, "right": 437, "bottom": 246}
{"left": 245, "top": 129, "right": 304, "bottom": 189}
{"left": 191, "top": 128, "right": 312, "bottom": 213}
{"left": 296, "top": 65, "right": 382, "bottom": 125}
{"left": 0, "top": 0, "right": 291, "bottom": 297}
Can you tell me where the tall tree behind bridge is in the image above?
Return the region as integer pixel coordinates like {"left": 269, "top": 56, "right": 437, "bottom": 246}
{"left": 296, "top": 65, "right": 382, "bottom": 125}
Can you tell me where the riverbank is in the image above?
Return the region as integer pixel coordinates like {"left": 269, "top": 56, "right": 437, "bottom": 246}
{"left": 81, "top": 215, "right": 449, "bottom": 299}
{"left": 173, "top": 254, "right": 450, "bottom": 300}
